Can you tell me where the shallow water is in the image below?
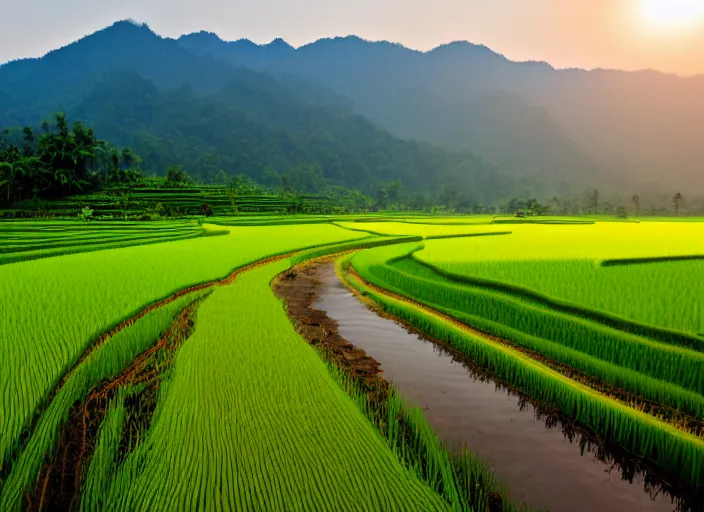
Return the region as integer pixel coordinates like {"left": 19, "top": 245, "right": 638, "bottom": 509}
{"left": 314, "top": 264, "right": 679, "bottom": 512}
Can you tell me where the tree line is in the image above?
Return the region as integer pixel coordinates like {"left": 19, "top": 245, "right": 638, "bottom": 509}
{"left": 0, "top": 113, "right": 141, "bottom": 208}
{"left": 1, "top": 114, "right": 698, "bottom": 217}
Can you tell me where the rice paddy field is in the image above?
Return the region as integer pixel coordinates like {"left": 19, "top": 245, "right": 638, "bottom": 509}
{"left": 413, "top": 223, "right": 704, "bottom": 335}
{"left": 1, "top": 215, "right": 703, "bottom": 511}
{"left": 5, "top": 188, "right": 342, "bottom": 217}
{"left": 0, "top": 220, "right": 214, "bottom": 265}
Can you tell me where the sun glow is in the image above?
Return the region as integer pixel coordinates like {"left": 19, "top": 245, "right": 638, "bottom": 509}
{"left": 641, "top": 0, "right": 704, "bottom": 30}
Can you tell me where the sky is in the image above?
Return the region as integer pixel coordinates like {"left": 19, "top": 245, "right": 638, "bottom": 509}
{"left": 2, "top": 0, "right": 704, "bottom": 75}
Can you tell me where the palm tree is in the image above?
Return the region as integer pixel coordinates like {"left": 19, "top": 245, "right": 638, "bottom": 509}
{"left": 121, "top": 148, "right": 136, "bottom": 169}
{"left": 631, "top": 194, "right": 640, "bottom": 214}
{"left": 0, "top": 162, "right": 15, "bottom": 205}
{"left": 588, "top": 189, "right": 599, "bottom": 213}
{"left": 0, "top": 160, "right": 32, "bottom": 206}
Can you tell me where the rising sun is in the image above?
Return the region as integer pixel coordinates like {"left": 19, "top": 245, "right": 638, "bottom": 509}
{"left": 641, "top": 0, "right": 704, "bottom": 29}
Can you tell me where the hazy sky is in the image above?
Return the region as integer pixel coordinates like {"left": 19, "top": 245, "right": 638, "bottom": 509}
{"left": 3, "top": 0, "right": 704, "bottom": 75}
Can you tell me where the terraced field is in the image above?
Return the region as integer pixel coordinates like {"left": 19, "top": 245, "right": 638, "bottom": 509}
{"left": 0, "top": 224, "right": 371, "bottom": 477}
{"left": 413, "top": 223, "right": 704, "bottom": 334}
{"left": 7, "top": 188, "right": 342, "bottom": 217}
{"left": 0, "top": 220, "right": 212, "bottom": 265}
{"left": 1, "top": 216, "right": 703, "bottom": 511}
{"left": 345, "top": 221, "right": 704, "bottom": 487}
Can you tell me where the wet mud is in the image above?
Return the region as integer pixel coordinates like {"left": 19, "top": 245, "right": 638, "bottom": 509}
{"left": 26, "top": 300, "right": 200, "bottom": 512}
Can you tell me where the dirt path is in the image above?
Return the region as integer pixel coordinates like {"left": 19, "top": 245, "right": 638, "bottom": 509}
{"left": 273, "top": 257, "right": 387, "bottom": 393}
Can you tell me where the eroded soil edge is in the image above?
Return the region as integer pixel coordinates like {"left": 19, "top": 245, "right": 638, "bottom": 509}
{"left": 27, "top": 299, "right": 201, "bottom": 512}
{"left": 273, "top": 258, "right": 506, "bottom": 512}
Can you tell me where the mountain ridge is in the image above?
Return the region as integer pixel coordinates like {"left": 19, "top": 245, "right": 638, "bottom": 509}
{"left": 177, "top": 25, "right": 704, "bottom": 191}
{"left": 4, "top": 20, "right": 703, "bottom": 79}
{"left": 2, "top": 20, "right": 701, "bottom": 200}
{"left": 1, "top": 21, "right": 521, "bottom": 207}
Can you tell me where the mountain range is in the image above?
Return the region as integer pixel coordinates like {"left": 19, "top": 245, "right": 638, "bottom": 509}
{"left": 1, "top": 20, "right": 702, "bottom": 203}
{"left": 178, "top": 29, "right": 704, "bottom": 193}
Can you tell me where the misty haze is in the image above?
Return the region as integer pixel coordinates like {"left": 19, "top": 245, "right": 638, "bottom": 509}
{"left": 1, "top": 2, "right": 702, "bottom": 512}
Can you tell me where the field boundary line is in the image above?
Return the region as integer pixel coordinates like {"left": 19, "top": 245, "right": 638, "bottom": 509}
{"left": 341, "top": 262, "right": 704, "bottom": 441}
{"left": 423, "top": 230, "right": 512, "bottom": 240}
{"left": 41, "top": 235, "right": 415, "bottom": 421}
{"left": 601, "top": 254, "right": 704, "bottom": 266}
{"left": 409, "top": 251, "right": 704, "bottom": 350}
{"left": 51, "top": 250, "right": 307, "bottom": 399}
{"left": 0, "top": 228, "right": 211, "bottom": 266}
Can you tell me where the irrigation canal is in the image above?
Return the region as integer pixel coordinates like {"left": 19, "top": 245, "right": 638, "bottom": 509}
{"left": 313, "top": 263, "right": 680, "bottom": 512}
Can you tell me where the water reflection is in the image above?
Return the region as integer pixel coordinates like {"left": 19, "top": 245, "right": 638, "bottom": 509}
{"left": 315, "top": 264, "right": 701, "bottom": 512}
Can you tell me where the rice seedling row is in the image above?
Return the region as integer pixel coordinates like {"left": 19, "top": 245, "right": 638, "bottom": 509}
{"left": 340, "top": 254, "right": 704, "bottom": 487}
{"left": 409, "top": 251, "right": 704, "bottom": 350}
{"left": 3, "top": 235, "right": 431, "bottom": 510}
{"left": 4, "top": 218, "right": 703, "bottom": 510}
{"left": 6, "top": 237, "right": 469, "bottom": 510}
{"left": 0, "top": 291, "right": 207, "bottom": 510}
{"left": 0, "top": 224, "right": 370, "bottom": 473}
{"left": 352, "top": 243, "right": 704, "bottom": 398}
{"left": 414, "top": 223, "right": 704, "bottom": 334}
{"left": 85, "top": 259, "right": 453, "bottom": 511}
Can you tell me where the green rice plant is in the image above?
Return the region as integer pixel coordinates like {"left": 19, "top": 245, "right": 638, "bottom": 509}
{"left": 0, "top": 231, "right": 210, "bottom": 266}
{"left": 410, "top": 255, "right": 704, "bottom": 350}
{"left": 323, "top": 355, "right": 525, "bottom": 512}
{"left": 335, "top": 221, "right": 503, "bottom": 239}
{"left": 350, "top": 245, "right": 704, "bottom": 414}
{"left": 96, "top": 260, "right": 450, "bottom": 511}
{"left": 0, "top": 229, "right": 200, "bottom": 254}
{"left": 79, "top": 388, "right": 131, "bottom": 512}
{"left": 289, "top": 235, "right": 423, "bottom": 266}
{"left": 0, "top": 221, "right": 211, "bottom": 265}
{"left": 414, "top": 222, "right": 704, "bottom": 334}
{"left": 0, "top": 291, "right": 207, "bottom": 511}
{"left": 0, "top": 224, "right": 368, "bottom": 473}
{"left": 341, "top": 258, "right": 704, "bottom": 487}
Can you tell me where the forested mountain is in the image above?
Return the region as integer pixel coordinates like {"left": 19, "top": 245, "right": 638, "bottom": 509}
{"left": 179, "top": 31, "right": 704, "bottom": 192}
{"left": 179, "top": 32, "right": 597, "bottom": 188}
{"left": 0, "top": 21, "right": 251, "bottom": 128}
{"left": 0, "top": 21, "right": 511, "bottom": 205}
{"left": 2, "top": 19, "right": 700, "bottom": 206}
{"left": 72, "top": 71, "right": 507, "bottom": 202}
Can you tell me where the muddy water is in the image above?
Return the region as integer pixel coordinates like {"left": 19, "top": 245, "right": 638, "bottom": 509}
{"left": 314, "top": 264, "right": 679, "bottom": 512}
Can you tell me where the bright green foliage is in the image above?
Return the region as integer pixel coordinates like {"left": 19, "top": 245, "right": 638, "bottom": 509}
{"left": 210, "top": 214, "right": 496, "bottom": 228}
{"left": 0, "top": 220, "right": 210, "bottom": 265}
{"left": 343, "top": 257, "right": 704, "bottom": 487}
{"left": 0, "top": 224, "right": 367, "bottom": 472}
{"left": 415, "top": 223, "right": 704, "bottom": 334}
{"left": 415, "top": 222, "right": 704, "bottom": 261}
{"left": 97, "top": 260, "right": 450, "bottom": 511}
{"left": 335, "top": 221, "right": 503, "bottom": 238}
{"left": 324, "top": 357, "right": 520, "bottom": 512}
{"left": 350, "top": 243, "right": 704, "bottom": 417}
{"left": 290, "top": 235, "right": 421, "bottom": 266}
{"left": 29, "top": 189, "right": 354, "bottom": 217}
{"left": 3, "top": 217, "right": 702, "bottom": 508}
{"left": 416, "top": 258, "right": 703, "bottom": 336}
{"left": 80, "top": 389, "right": 130, "bottom": 512}
{"left": 0, "top": 292, "right": 206, "bottom": 511}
